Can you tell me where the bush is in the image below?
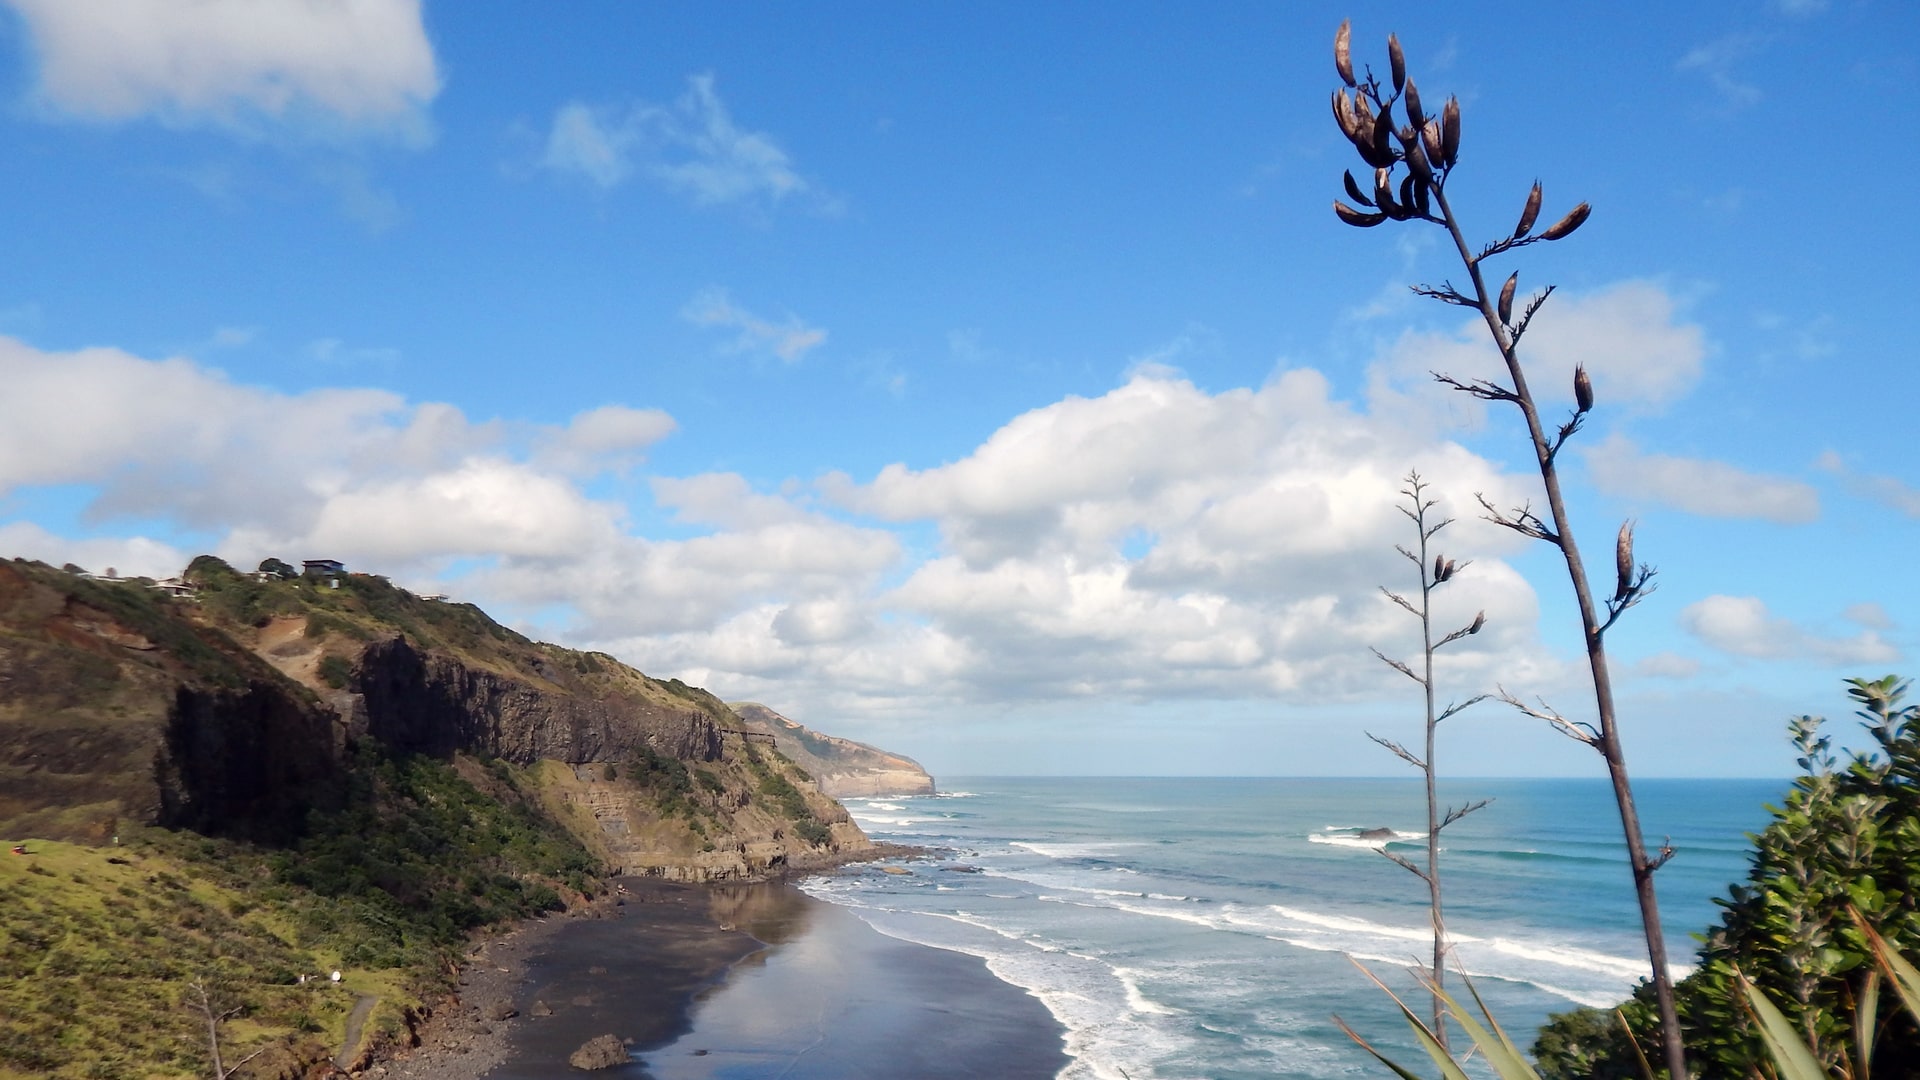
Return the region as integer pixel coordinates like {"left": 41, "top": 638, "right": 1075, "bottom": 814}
{"left": 1535, "top": 677, "right": 1920, "bottom": 1077}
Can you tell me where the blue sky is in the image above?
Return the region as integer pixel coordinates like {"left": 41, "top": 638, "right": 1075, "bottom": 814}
{"left": 0, "top": 1, "right": 1914, "bottom": 778}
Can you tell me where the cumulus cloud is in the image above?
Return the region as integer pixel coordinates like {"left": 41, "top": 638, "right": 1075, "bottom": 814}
{"left": 0, "top": 336, "right": 667, "bottom": 574}
{"left": 795, "top": 367, "right": 1556, "bottom": 708}
{"left": 4, "top": 0, "right": 439, "bottom": 139}
{"left": 1680, "top": 595, "right": 1899, "bottom": 666}
{"left": 1367, "top": 281, "right": 1707, "bottom": 429}
{"left": 682, "top": 287, "right": 827, "bottom": 363}
{"left": 541, "top": 74, "right": 809, "bottom": 206}
{"left": 1585, "top": 435, "right": 1819, "bottom": 523}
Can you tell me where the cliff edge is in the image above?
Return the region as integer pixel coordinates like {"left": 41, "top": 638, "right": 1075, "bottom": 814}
{"left": 730, "top": 702, "right": 935, "bottom": 798}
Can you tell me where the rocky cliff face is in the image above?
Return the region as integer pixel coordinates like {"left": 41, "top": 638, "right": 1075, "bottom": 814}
{"left": 0, "top": 559, "right": 341, "bottom": 842}
{"left": 350, "top": 636, "right": 722, "bottom": 765}
{"left": 730, "top": 702, "right": 935, "bottom": 798}
{"left": 0, "top": 557, "right": 894, "bottom": 882}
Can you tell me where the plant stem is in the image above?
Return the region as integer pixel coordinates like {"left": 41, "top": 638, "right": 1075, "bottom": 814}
{"left": 1429, "top": 183, "right": 1688, "bottom": 1080}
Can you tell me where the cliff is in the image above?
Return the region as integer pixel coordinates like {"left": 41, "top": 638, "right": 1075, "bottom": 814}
{"left": 730, "top": 701, "right": 935, "bottom": 798}
{"left": 0, "top": 557, "right": 881, "bottom": 880}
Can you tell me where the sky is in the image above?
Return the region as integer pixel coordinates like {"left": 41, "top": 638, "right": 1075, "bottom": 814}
{"left": 0, "top": 1, "right": 1914, "bottom": 779}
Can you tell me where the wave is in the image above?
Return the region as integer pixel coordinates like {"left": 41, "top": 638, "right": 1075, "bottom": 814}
{"left": 821, "top": 904, "right": 1193, "bottom": 1080}
{"left": 1010, "top": 840, "right": 1144, "bottom": 860}
{"left": 1307, "top": 827, "right": 1427, "bottom": 851}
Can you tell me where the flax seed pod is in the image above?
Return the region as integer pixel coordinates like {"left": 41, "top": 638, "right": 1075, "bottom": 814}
{"left": 1440, "top": 97, "right": 1460, "bottom": 166}
{"left": 1614, "top": 522, "right": 1635, "bottom": 602}
{"left": 1497, "top": 272, "right": 1518, "bottom": 325}
{"left": 1334, "top": 201, "right": 1388, "bottom": 227}
{"left": 1541, "top": 202, "right": 1591, "bottom": 240}
{"left": 1387, "top": 34, "right": 1406, "bottom": 93}
{"left": 1515, "top": 182, "right": 1542, "bottom": 238}
{"left": 1335, "top": 20, "right": 1355, "bottom": 87}
{"left": 1421, "top": 120, "right": 1443, "bottom": 171}
{"left": 1403, "top": 77, "right": 1424, "bottom": 128}
{"left": 1342, "top": 170, "right": 1373, "bottom": 207}
{"left": 1574, "top": 364, "right": 1594, "bottom": 414}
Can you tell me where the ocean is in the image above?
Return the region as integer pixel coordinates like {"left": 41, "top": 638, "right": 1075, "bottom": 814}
{"left": 802, "top": 776, "right": 1784, "bottom": 1080}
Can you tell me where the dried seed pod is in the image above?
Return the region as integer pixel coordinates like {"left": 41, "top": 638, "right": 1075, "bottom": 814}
{"left": 1387, "top": 33, "right": 1406, "bottom": 93}
{"left": 1403, "top": 77, "right": 1424, "bottom": 129}
{"left": 1467, "top": 611, "right": 1486, "bottom": 635}
{"left": 1421, "top": 119, "right": 1443, "bottom": 170}
{"left": 1364, "top": 108, "right": 1397, "bottom": 168}
{"left": 1335, "top": 20, "right": 1355, "bottom": 88}
{"left": 1574, "top": 364, "right": 1594, "bottom": 414}
{"left": 1411, "top": 172, "right": 1431, "bottom": 217}
{"left": 1342, "top": 169, "right": 1374, "bottom": 207}
{"left": 1372, "top": 170, "right": 1400, "bottom": 217}
{"left": 1396, "top": 174, "right": 1418, "bottom": 220}
{"left": 1497, "top": 271, "right": 1518, "bottom": 324}
{"left": 1334, "top": 200, "right": 1388, "bottom": 227}
{"left": 1541, "top": 202, "right": 1592, "bottom": 240}
{"left": 1433, "top": 553, "right": 1446, "bottom": 582}
{"left": 1440, "top": 97, "right": 1461, "bottom": 167}
{"left": 1332, "top": 89, "right": 1358, "bottom": 141}
{"left": 1515, "top": 182, "right": 1542, "bottom": 238}
{"left": 1614, "top": 521, "right": 1635, "bottom": 602}
{"left": 1403, "top": 136, "right": 1431, "bottom": 182}
{"left": 1443, "top": 558, "right": 1457, "bottom": 582}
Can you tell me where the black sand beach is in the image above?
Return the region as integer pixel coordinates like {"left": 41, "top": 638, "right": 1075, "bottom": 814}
{"left": 376, "top": 876, "right": 1067, "bottom": 1079}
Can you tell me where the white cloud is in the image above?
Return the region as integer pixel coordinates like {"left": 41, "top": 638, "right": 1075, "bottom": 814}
{"left": 1366, "top": 281, "right": 1708, "bottom": 430}
{"left": 1817, "top": 451, "right": 1920, "bottom": 517}
{"left": 1680, "top": 595, "right": 1899, "bottom": 666}
{"left": 4, "top": 0, "right": 438, "bottom": 139}
{"left": 541, "top": 74, "right": 810, "bottom": 206}
{"left": 0, "top": 521, "right": 185, "bottom": 580}
{"left": 799, "top": 366, "right": 1556, "bottom": 707}
{"left": 1677, "top": 34, "right": 1765, "bottom": 108}
{"left": 682, "top": 287, "right": 827, "bottom": 363}
{"left": 0, "top": 336, "right": 667, "bottom": 574}
{"left": 1585, "top": 435, "right": 1819, "bottom": 523}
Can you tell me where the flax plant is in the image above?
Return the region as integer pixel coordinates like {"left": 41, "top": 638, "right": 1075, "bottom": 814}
{"left": 1325, "top": 22, "right": 1682, "bottom": 1078}
{"left": 1367, "top": 471, "right": 1488, "bottom": 1051}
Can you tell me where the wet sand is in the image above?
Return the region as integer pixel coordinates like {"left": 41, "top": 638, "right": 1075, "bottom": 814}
{"left": 378, "top": 876, "right": 1066, "bottom": 1079}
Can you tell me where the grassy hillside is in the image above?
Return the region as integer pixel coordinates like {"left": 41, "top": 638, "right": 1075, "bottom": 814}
{"left": 0, "top": 749, "right": 607, "bottom": 1080}
{"left": 0, "top": 555, "right": 888, "bottom": 1077}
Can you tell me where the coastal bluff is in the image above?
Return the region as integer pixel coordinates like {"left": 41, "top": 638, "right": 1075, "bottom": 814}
{"left": 730, "top": 701, "right": 936, "bottom": 798}
{"left": 0, "top": 556, "right": 905, "bottom": 881}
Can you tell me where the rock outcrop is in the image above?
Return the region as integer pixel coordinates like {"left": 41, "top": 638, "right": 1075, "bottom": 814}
{"left": 729, "top": 703, "right": 935, "bottom": 798}
{"left": 0, "top": 557, "right": 906, "bottom": 882}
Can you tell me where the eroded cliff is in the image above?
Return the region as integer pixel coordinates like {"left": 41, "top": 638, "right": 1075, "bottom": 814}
{"left": 730, "top": 702, "right": 936, "bottom": 797}
{"left": 0, "top": 557, "right": 883, "bottom": 880}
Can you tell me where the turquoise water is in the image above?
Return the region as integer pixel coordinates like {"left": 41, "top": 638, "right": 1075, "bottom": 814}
{"left": 802, "top": 777, "right": 1784, "bottom": 1080}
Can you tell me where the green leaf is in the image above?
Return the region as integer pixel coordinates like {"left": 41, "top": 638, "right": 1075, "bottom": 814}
{"left": 1739, "top": 971, "right": 1829, "bottom": 1080}
{"left": 1332, "top": 1014, "right": 1434, "bottom": 1080}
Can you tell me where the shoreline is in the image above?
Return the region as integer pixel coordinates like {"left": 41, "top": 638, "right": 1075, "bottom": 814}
{"left": 365, "top": 869, "right": 1067, "bottom": 1079}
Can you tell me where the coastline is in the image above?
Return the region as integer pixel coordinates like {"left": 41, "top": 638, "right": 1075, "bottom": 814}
{"left": 365, "top": 873, "right": 1068, "bottom": 1079}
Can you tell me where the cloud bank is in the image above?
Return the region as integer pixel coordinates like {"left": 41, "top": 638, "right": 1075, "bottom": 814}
{"left": 4, "top": 0, "right": 439, "bottom": 139}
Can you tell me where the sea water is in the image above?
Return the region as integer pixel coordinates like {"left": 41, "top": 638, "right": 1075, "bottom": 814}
{"left": 801, "top": 777, "right": 1782, "bottom": 1080}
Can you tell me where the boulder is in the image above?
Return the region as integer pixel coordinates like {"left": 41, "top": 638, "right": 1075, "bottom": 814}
{"left": 568, "top": 1034, "right": 628, "bottom": 1070}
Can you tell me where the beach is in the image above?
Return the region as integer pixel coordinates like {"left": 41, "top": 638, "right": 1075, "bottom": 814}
{"left": 370, "top": 875, "right": 1069, "bottom": 1079}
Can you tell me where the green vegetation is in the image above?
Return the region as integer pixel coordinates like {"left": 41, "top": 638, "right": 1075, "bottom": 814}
{"left": 1533, "top": 677, "right": 1920, "bottom": 1077}
{"left": 0, "top": 748, "right": 606, "bottom": 1080}
{"left": 740, "top": 740, "right": 832, "bottom": 848}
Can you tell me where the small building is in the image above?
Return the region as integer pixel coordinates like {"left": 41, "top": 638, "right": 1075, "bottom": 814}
{"left": 302, "top": 559, "right": 346, "bottom": 578}
{"left": 148, "top": 576, "right": 197, "bottom": 598}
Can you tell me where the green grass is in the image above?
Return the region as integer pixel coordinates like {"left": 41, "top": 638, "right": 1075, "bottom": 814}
{"left": 0, "top": 750, "right": 608, "bottom": 1079}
